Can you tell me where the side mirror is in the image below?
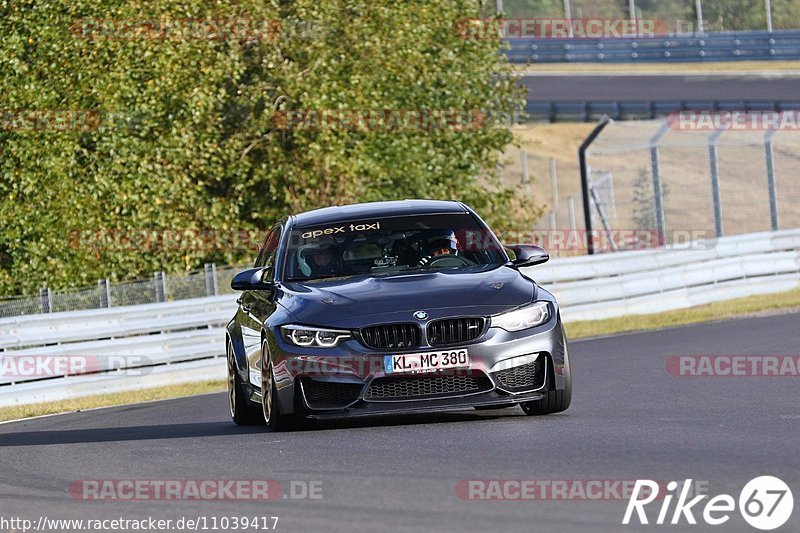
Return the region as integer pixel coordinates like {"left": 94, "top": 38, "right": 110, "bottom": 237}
{"left": 506, "top": 245, "right": 549, "bottom": 267}
{"left": 231, "top": 267, "right": 273, "bottom": 291}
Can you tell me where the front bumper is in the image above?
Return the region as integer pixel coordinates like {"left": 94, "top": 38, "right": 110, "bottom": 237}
{"left": 263, "top": 312, "right": 569, "bottom": 417}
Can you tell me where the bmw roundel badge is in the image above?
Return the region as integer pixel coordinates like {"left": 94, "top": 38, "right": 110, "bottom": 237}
{"left": 413, "top": 310, "right": 428, "bottom": 320}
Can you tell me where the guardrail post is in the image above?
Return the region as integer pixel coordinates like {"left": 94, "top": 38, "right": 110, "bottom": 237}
{"left": 765, "top": 130, "right": 779, "bottom": 231}
{"left": 98, "top": 279, "right": 111, "bottom": 308}
{"left": 708, "top": 130, "right": 724, "bottom": 238}
{"left": 205, "top": 263, "right": 218, "bottom": 297}
{"left": 39, "top": 288, "right": 51, "bottom": 314}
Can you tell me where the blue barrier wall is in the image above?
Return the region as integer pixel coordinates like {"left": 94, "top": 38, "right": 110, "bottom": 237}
{"left": 505, "top": 30, "right": 800, "bottom": 63}
{"left": 525, "top": 100, "right": 800, "bottom": 122}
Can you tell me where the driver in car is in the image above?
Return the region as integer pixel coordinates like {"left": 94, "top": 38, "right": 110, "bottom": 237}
{"left": 417, "top": 229, "right": 459, "bottom": 267}
{"left": 303, "top": 240, "right": 341, "bottom": 278}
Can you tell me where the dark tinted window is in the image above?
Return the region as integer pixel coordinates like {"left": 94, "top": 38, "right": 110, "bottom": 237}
{"left": 284, "top": 213, "right": 505, "bottom": 281}
{"left": 255, "top": 226, "right": 281, "bottom": 269}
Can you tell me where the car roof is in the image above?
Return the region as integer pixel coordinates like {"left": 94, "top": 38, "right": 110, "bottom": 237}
{"left": 290, "top": 200, "right": 469, "bottom": 228}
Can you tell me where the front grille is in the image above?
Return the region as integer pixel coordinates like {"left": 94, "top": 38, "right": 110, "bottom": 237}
{"left": 301, "top": 378, "right": 363, "bottom": 408}
{"left": 492, "top": 358, "right": 545, "bottom": 392}
{"left": 427, "top": 317, "right": 485, "bottom": 346}
{"left": 360, "top": 323, "right": 421, "bottom": 350}
{"left": 364, "top": 372, "right": 493, "bottom": 401}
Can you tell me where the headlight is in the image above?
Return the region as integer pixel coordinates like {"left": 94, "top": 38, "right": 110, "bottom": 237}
{"left": 281, "top": 325, "right": 352, "bottom": 348}
{"left": 490, "top": 302, "right": 551, "bottom": 332}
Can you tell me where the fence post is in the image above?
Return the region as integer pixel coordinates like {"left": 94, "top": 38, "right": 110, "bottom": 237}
{"left": 550, "top": 158, "right": 559, "bottom": 213}
{"left": 766, "top": 0, "right": 773, "bottom": 32}
{"left": 98, "top": 279, "right": 111, "bottom": 308}
{"left": 154, "top": 272, "right": 167, "bottom": 303}
{"left": 649, "top": 122, "right": 669, "bottom": 246}
{"left": 708, "top": 130, "right": 724, "bottom": 238}
{"left": 568, "top": 196, "right": 577, "bottom": 230}
{"left": 579, "top": 116, "right": 612, "bottom": 254}
{"left": 695, "top": 0, "right": 705, "bottom": 34}
{"left": 39, "top": 288, "right": 51, "bottom": 314}
{"left": 205, "top": 263, "right": 218, "bottom": 297}
{"left": 764, "top": 130, "right": 779, "bottom": 231}
{"left": 520, "top": 151, "right": 531, "bottom": 199}
{"left": 563, "top": 0, "right": 574, "bottom": 38}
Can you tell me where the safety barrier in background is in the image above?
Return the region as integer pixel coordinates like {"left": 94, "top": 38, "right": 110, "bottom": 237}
{"left": 0, "top": 263, "right": 248, "bottom": 319}
{"left": 524, "top": 100, "right": 800, "bottom": 123}
{"left": 0, "top": 229, "right": 798, "bottom": 408}
{"left": 504, "top": 30, "right": 800, "bottom": 64}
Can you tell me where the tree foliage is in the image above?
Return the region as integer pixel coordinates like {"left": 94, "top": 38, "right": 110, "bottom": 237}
{"left": 0, "top": 0, "right": 529, "bottom": 295}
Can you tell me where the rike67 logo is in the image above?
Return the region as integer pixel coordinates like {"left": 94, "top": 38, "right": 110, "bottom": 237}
{"left": 623, "top": 476, "right": 794, "bottom": 530}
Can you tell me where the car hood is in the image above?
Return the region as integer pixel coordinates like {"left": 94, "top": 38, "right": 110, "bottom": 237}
{"left": 278, "top": 266, "right": 536, "bottom": 327}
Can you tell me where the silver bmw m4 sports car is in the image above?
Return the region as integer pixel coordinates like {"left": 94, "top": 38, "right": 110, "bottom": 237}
{"left": 226, "top": 199, "right": 571, "bottom": 430}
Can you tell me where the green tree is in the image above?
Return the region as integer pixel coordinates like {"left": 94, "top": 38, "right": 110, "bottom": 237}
{"left": 0, "top": 0, "right": 529, "bottom": 296}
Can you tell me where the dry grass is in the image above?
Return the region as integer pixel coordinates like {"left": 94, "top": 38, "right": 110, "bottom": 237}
{"left": 0, "top": 379, "right": 226, "bottom": 423}
{"left": 501, "top": 123, "right": 593, "bottom": 213}
{"left": 567, "top": 287, "right": 800, "bottom": 339}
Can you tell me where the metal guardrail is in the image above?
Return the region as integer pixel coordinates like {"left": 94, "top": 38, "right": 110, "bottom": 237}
{"left": 0, "top": 295, "right": 237, "bottom": 406}
{"left": 505, "top": 30, "right": 800, "bottom": 63}
{"left": 0, "top": 230, "right": 798, "bottom": 407}
{"left": 529, "top": 230, "right": 800, "bottom": 321}
{"left": 0, "top": 263, "right": 247, "bottom": 319}
{"left": 525, "top": 100, "right": 800, "bottom": 123}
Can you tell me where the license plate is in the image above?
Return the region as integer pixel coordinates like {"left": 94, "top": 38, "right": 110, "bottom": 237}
{"left": 384, "top": 349, "right": 469, "bottom": 374}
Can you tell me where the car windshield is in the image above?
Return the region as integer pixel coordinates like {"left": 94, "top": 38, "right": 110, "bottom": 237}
{"left": 284, "top": 213, "right": 507, "bottom": 281}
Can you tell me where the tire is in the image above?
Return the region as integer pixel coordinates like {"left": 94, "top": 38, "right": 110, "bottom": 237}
{"left": 521, "top": 364, "right": 572, "bottom": 416}
{"left": 227, "top": 340, "right": 263, "bottom": 425}
{"left": 261, "top": 340, "right": 296, "bottom": 432}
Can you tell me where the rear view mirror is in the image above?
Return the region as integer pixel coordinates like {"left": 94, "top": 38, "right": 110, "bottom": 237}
{"left": 231, "top": 267, "right": 273, "bottom": 291}
{"left": 506, "top": 245, "right": 549, "bottom": 267}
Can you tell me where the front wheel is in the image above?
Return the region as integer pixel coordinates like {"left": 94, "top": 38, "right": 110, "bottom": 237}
{"left": 227, "top": 341, "right": 263, "bottom": 425}
{"left": 521, "top": 364, "right": 572, "bottom": 416}
{"left": 521, "top": 387, "right": 571, "bottom": 415}
{"left": 261, "top": 341, "right": 297, "bottom": 432}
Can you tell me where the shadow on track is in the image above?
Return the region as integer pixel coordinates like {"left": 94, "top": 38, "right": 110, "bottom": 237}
{"left": 288, "top": 407, "right": 524, "bottom": 433}
{"left": 0, "top": 408, "right": 527, "bottom": 445}
{"left": 0, "top": 421, "right": 264, "bottom": 447}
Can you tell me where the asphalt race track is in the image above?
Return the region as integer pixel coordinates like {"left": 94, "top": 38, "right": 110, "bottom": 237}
{"left": 0, "top": 312, "right": 798, "bottom": 532}
{"left": 521, "top": 72, "right": 800, "bottom": 102}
